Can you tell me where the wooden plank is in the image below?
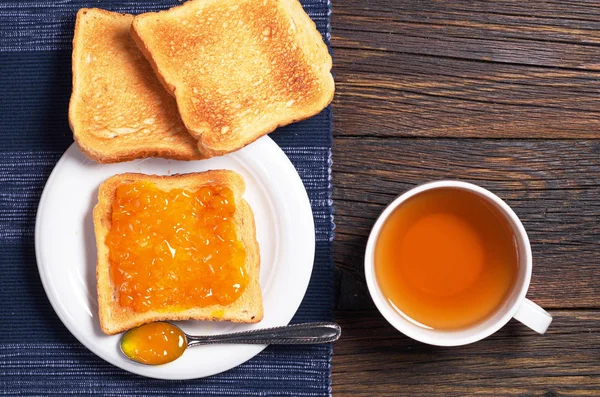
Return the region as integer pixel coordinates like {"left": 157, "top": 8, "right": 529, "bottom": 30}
{"left": 332, "top": 310, "right": 600, "bottom": 396}
{"left": 332, "top": 138, "right": 600, "bottom": 310}
{"left": 331, "top": 0, "right": 600, "bottom": 138}
{"left": 332, "top": 49, "right": 600, "bottom": 139}
{"left": 333, "top": 0, "right": 600, "bottom": 69}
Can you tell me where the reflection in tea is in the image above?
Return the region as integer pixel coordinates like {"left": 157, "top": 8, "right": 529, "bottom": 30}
{"left": 375, "top": 188, "right": 518, "bottom": 330}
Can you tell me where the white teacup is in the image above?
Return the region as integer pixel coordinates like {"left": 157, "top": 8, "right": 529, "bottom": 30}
{"left": 364, "top": 180, "right": 552, "bottom": 346}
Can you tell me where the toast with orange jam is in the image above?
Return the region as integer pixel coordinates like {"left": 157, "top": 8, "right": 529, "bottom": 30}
{"left": 93, "top": 171, "right": 262, "bottom": 335}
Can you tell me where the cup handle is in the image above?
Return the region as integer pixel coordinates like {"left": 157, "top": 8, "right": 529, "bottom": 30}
{"left": 512, "top": 298, "right": 552, "bottom": 334}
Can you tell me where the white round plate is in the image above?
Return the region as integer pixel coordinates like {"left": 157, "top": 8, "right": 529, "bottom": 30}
{"left": 35, "top": 136, "right": 315, "bottom": 380}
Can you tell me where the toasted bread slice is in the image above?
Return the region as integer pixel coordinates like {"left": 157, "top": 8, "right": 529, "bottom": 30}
{"left": 131, "top": 0, "right": 335, "bottom": 157}
{"left": 69, "top": 9, "right": 203, "bottom": 163}
{"left": 94, "top": 171, "right": 262, "bottom": 335}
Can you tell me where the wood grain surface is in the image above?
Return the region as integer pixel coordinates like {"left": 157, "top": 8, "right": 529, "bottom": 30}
{"left": 330, "top": 0, "right": 600, "bottom": 395}
{"left": 332, "top": 0, "right": 600, "bottom": 138}
{"left": 333, "top": 311, "right": 600, "bottom": 396}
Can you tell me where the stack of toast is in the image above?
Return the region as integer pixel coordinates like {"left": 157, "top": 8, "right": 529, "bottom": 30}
{"left": 77, "top": 0, "right": 333, "bottom": 335}
{"left": 70, "top": 0, "right": 334, "bottom": 162}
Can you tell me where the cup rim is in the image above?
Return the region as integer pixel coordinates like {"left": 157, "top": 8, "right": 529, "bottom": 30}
{"left": 364, "top": 180, "right": 532, "bottom": 346}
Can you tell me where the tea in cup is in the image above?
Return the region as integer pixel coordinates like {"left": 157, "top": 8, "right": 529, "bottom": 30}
{"left": 365, "top": 181, "right": 551, "bottom": 346}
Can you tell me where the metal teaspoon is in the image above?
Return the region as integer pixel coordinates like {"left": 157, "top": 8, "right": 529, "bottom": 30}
{"left": 120, "top": 321, "right": 341, "bottom": 365}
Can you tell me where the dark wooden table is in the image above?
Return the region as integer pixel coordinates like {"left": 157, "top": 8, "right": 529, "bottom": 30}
{"left": 330, "top": 1, "right": 600, "bottom": 395}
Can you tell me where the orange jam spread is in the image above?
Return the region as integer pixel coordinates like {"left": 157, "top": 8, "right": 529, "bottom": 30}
{"left": 120, "top": 322, "right": 187, "bottom": 365}
{"left": 106, "top": 181, "right": 248, "bottom": 313}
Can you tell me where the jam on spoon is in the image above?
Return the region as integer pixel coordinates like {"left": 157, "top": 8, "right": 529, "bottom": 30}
{"left": 120, "top": 321, "right": 341, "bottom": 365}
{"left": 120, "top": 322, "right": 187, "bottom": 365}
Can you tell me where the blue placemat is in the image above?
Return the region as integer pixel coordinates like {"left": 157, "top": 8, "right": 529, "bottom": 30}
{"left": 0, "top": 1, "right": 334, "bottom": 395}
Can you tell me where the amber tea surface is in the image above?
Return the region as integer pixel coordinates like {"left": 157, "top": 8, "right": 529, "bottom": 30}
{"left": 375, "top": 187, "right": 518, "bottom": 330}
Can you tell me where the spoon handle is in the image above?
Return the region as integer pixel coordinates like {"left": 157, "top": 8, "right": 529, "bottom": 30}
{"left": 186, "top": 322, "right": 341, "bottom": 347}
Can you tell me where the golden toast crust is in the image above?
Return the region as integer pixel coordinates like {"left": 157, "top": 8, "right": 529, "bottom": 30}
{"left": 94, "top": 171, "right": 263, "bottom": 335}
